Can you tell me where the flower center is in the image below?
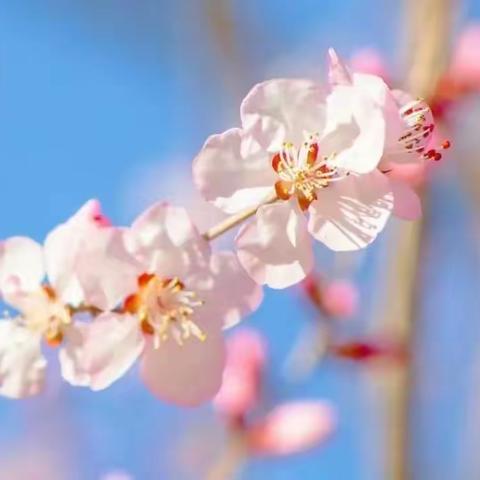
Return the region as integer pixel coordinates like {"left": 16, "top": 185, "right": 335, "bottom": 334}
{"left": 398, "top": 99, "right": 435, "bottom": 154}
{"left": 20, "top": 286, "right": 72, "bottom": 347}
{"left": 124, "top": 273, "right": 205, "bottom": 348}
{"left": 393, "top": 99, "right": 451, "bottom": 163}
{"left": 271, "top": 139, "right": 343, "bottom": 211}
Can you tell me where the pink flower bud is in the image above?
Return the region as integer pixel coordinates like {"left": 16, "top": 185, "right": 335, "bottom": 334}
{"left": 226, "top": 328, "right": 266, "bottom": 371}
{"left": 81, "top": 199, "right": 112, "bottom": 227}
{"left": 331, "top": 341, "right": 383, "bottom": 361}
{"left": 321, "top": 280, "right": 359, "bottom": 319}
{"left": 213, "top": 329, "right": 266, "bottom": 419}
{"left": 247, "top": 401, "right": 336, "bottom": 456}
{"left": 331, "top": 339, "right": 405, "bottom": 363}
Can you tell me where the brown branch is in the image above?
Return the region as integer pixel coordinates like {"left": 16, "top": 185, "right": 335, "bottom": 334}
{"left": 381, "top": 1, "right": 453, "bottom": 479}
{"left": 202, "top": 191, "right": 278, "bottom": 242}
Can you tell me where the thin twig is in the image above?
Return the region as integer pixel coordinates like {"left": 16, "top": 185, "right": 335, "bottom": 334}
{"left": 382, "top": 1, "right": 453, "bottom": 479}
{"left": 202, "top": 191, "right": 278, "bottom": 242}
{"left": 205, "top": 430, "right": 247, "bottom": 480}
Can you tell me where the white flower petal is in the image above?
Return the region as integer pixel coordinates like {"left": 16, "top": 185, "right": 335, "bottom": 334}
{"left": 44, "top": 223, "right": 85, "bottom": 306}
{"left": 389, "top": 178, "right": 422, "bottom": 220}
{"left": 0, "top": 237, "right": 44, "bottom": 299}
{"left": 75, "top": 228, "right": 141, "bottom": 311}
{"left": 328, "top": 49, "right": 424, "bottom": 169}
{"left": 0, "top": 321, "right": 46, "bottom": 398}
{"left": 130, "top": 203, "right": 209, "bottom": 278}
{"left": 193, "top": 128, "right": 276, "bottom": 214}
{"left": 321, "top": 85, "right": 386, "bottom": 174}
{"left": 327, "top": 48, "right": 353, "bottom": 86}
{"left": 140, "top": 321, "right": 225, "bottom": 406}
{"left": 60, "top": 313, "right": 144, "bottom": 391}
{"left": 46, "top": 201, "right": 140, "bottom": 310}
{"left": 236, "top": 202, "right": 314, "bottom": 289}
{"left": 187, "top": 251, "right": 263, "bottom": 329}
{"left": 240, "top": 79, "right": 327, "bottom": 150}
{"left": 308, "top": 170, "right": 393, "bottom": 251}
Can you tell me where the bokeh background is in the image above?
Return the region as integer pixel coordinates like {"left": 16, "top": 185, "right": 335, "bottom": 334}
{"left": 0, "top": 1, "right": 479, "bottom": 478}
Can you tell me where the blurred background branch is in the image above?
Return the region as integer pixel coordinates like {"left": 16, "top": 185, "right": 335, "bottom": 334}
{"left": 381, "top": 1, "right": 453, "bottom": 479}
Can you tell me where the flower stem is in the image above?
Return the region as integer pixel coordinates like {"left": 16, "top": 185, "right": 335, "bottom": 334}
{"left": 68, "top": 194, "right": 279, "bottom": 318}
{"left": 381, "top": 221, "right": 423, "bottom": 480}
{"left": 206, "top": 430, "right": 247, "bottom": 480}
{"left": 202, "top": 191, "right": 278, "bottom": 242}
{"left": 70, "top": 304, "right": 102, "bottom": 316}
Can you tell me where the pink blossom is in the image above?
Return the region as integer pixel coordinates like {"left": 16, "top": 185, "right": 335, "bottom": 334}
{"left": 44, "top": 200, "right": 140, "bottom": 311}
{"left": 247, "top": 401, "right": 336, "bottom": 456}
{"left": 213, "top": 329, "right": 266, "bottom": 419}
{"left": 321, "top": 280, "right": 359, "bottom": 318}
{"left": 302, "top": 274, "right": 358, "bottom": 319}
{"left": 448, "top": 24, "right": 480, "bottom": 92}
{"left": 432, "top": 24, "right": 480, "bottom": 117}
{"left": 224, "top": 328, "right": 266, "bottom": 369}
{"left": 0, "top": 200, "right": 136, "bottom": 398}
{"left": 194, "top": 56, "right": 396, "bottom": 288}
{"left": 63, "top": 203, "right": 263, "bottom": 406}
{"left": 328, "top": 48, "right": 444, "bottom": 221}
{"left": 350, "top": 47, "right": 390, "bottom": 82}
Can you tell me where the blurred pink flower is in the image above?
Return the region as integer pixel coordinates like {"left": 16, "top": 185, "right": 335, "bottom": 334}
{"left": 302, "top": 274, "right": 358, "bottom": 319}
{"left": 64, "top": 203, "right": 262, "bottom": 406}
{"left": 0, "top": 200, "right": 136, "bottom": 398}
{"left": 350, "top": 47, "right": 390, "bottom": 82}
{"left": 321, "top": 280, "right": 359, "bottom": 318}
{"left": 422, "top": 24, "right": 480, "bottom": 117}
{"left": 194, "top": 68, "right": 394, "bottom": 288}
{"left": 213, "top": 330, "right": 338, "bottom": 459}
{"left": 247, "top": 401, "right": 336, "bottom": 456}
{"left": 448, "top": 23, "right": 480, "bottom": 92}
{"left": 224, "top": 327, "right": 266, "bottom": 369}
{"left": 214, "top": 329, "right": 266, "bottom": 419}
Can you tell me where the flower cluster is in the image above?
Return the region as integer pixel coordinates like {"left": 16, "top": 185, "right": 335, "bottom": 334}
{"left": 0, "top": 50, "right": 447, "bottom": 405}
{"left": 0, "top": 201, "right": 261, "bottom": 405}
{"left": 194, "top": 49, "right": 448, "bottom": 288}
{"left": 214, "top": 329, "right": 336, "bottom": 457}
